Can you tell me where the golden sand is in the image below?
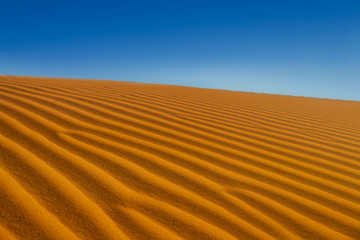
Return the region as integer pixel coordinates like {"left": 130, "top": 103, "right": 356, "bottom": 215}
{"left": 0, "top": 76, "right": 359, "bottom": 240}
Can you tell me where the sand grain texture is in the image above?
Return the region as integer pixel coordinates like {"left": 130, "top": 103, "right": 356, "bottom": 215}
{"left": 0, "top": 76, "right": 359, "bottom": 240}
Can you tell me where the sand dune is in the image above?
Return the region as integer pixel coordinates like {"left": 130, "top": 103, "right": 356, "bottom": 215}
{"left": 0, "top": 76, "right": 359, "bottom": 240}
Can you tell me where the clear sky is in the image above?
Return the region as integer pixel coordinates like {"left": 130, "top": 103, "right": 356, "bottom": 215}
{"left": 1, "top": 0, "right": 359, "bottom": 100}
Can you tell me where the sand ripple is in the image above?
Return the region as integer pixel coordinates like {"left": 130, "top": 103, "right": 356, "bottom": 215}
{"left": 0, "top": 76, "right": 359, "bottom": 240}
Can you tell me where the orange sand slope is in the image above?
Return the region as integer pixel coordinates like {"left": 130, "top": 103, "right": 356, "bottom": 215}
{"left": 0, "top": 76, "right": 359, "bottom": 240}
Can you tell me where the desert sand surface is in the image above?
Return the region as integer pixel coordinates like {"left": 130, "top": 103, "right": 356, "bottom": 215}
{"left": 0, "top": 75, "right": 359, "bottom": 240}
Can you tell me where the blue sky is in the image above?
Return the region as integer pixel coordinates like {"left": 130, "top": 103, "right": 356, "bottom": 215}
{"left": 1, "top": 0, "right": 359, "bottom": 100}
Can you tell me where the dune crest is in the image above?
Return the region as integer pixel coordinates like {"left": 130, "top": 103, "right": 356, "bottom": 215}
{"left": 0, "top": 76, "right": 359, "bottom": 240}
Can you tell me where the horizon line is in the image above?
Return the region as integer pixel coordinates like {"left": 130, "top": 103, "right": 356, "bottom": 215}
{"left": 2, "top": 74, "right": 359, "bottom": 102}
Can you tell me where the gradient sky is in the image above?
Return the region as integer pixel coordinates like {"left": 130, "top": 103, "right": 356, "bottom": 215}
{"left": 1, "top": 0, "right": 359, "bottom": 100}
